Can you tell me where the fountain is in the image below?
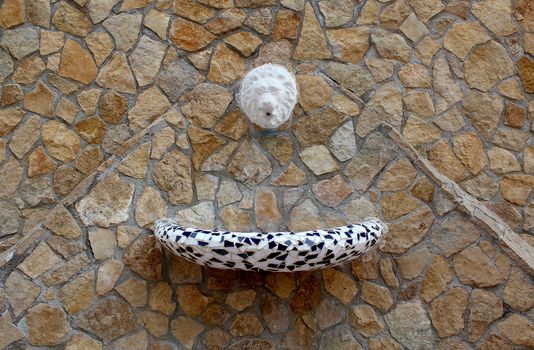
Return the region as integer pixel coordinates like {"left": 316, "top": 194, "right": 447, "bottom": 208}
{"left": 154, "top": 64, "right": 385, "bottom": 272}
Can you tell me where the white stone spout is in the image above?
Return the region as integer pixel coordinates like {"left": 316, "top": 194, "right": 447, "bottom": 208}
{"left": 238, "top": 63, "right": 298, "bottom": 129}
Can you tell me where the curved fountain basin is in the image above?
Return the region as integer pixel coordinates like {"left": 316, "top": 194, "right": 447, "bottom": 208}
{"left": 154, "top": 219, "right": 384, "bottom": 272}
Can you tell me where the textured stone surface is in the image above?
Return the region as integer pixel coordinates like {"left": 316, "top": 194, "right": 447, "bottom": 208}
{"left": 255, "top": 188, "right": 282, "bottom": 231}
{"left": 428, "top": 140, "right": 470, "bottom": 182}
{"left": 434, "top": 54, "right": 463, "bottom": 113}
{"left": 444, "top": 21, "right": 490, "bottom": 58}
{"left": 228, "top": 138, "right": 272, "bottom": 185}
{"left": 75, "top": 298, "right": 137, "bottom": 341}
{"left": 1, "top": 1, "right": 532, "bottom": 348}
{"left": 453, "top": 245, "right": 505, "bottom": 287}
{"left": 103, "top": 14, "right": 142, "bottom": 51}
{"left": 329, "top": 120, "right": 356, "bottom": 162}
{"left": 465, "top": 41, "right": 514, "bottom": 91}
{"left": 9, "top": 115, "right": 40, "bottom": 159}
{"left": 172, "top": 317, "right": 204, "bottom": 349}
{"left": 89, "top": 228, "right": 116, "bottom": 260}
{"left": 432, "top": 212, "right": 480, "bottom": 257}
{"left": 208, "top": 43, "right": 245, "bottom": 84}
{"left": 290, "top": 275, "right": 321, "bottom": 313}
{"left": 319, "top": 0, "right": 353, "bottom": 26}
{"left": 500, "top": 174, "right": 534, "bottom": 206}
{"left": 399, "top": 63, "right": 431, "bottom": 88}
{"left": 52, "top": 2, "right": 92, "bottom": 37}
{"left": 45, "top": 206, "right": 81, "bottom": 239}
{"left": 118, "top": 143, "right": 149, "bottom": 179}
{"left": 124, "top": 236, "right": 162, "bottom": 280}
{"left": 273, "top": 10, "right": 301, "bottom": 39}
{"left": 462, "top": 91, "right": 503, "bottom": 137}
{"left": 372, "top": 29, "right": 411, "bottom": 62}
{"left": 296, "top": 75, "right": 333, "bottom": 112}
{"left": 26, "top": 304, "right": 71, "bottom": 346}
{"left": 86, "top": 31, "right": 113, "bottom": 66}
{"left": 325, "top": 62, "right": 374, "bottom": 98}
{"left": 381, "top": 192, "right": 419, "bottom": 220}
{"left": 356, "top": 83, "right": 402, "bottom": 136}
{"left": 300, "top": 145, "right": 339, "bottom": 176}
{"left": 429, "top": 287, "right": 468, "bottom": 337}
{"left": 452, "top": 132, "right": 487, "bottom": 175}
{"left": 130, "top": 36, "right": 166, "bottom": 86}
{"left": 128, "top": 87, "right": 170, "bottom": 131}
{"left": 245, "top": 8, "right": 272, "bottom": 34}
{"left": 206, "top": 8, "right": 246, "bottom": 34}
{"left": 76, "top": 173, "right": 134, "bottom": 227}
{"left": 88, "top": 0, "right": 116, "bottom": 23}
{"left": 503, "top": 268, "right": 534, "bottom": 311}
{"left": 327, "top": 28, "right": 369, "bottom": 64}
{"left": 472, "top": 0, "right": 517, "bottom": 36}
{"left": 18, "top": 242, "right": 61, "bottom": 278}
{"left": 518, "top": 56, "right": 534, "bottom": 93}
{"left": 385, "top": 301, "right": 434, "bottom": 350}
{"left": 0, "top": 0, "right": 25, "bottom": 28}
{"left": 224, "top": 31, "right": 262, "bottom": 56}
{"left": 320, "top": 326, "right": 363, "bottom": 350}
{"left": 59, "top": 40, "right": 98, "bottom": 84}
{"left": 468, "top": 289, "right": 503, "bottom": 341}
{"left": 396, "top": 247, "right": 431, "bottom": 280}
{"left": 312, "top": 175, "right": 352, "bottom": 207}
{"left": 5, "top": 271, "right": 40, "bottom": 316}
{"left": 378, "top": 159, "right": 417, "bottom": 191}
{"left": 216, "top": 109, "right": 248, "bottom": 141}
{"left": 136, "top": 187, "right": 167, "bottom": 227}
{"left": 421, "top": 255, "right": 453, "bottom": 303}
{"left": 24, "top": 83, "right": 54, "bottom": 117}
{"left": 172, "top": 0, "right": 215, "bottom": 23}
{"left": 144, "top": 9, "right": 169, "bottom": 40}
{"left": 361, "top": 281, "right": 393, "bottom": 312}
{"left": 403, "top": 116, "right": 441, "bottom": 147}
{"left": 461, "top": 174, "right": 499, "bottom": 200}
{"left": 399, "top": 12, "right": 428, "bottom": 42}
{"left": 158, "top": 59, "right": 204, "bottom": 103}
{"left": 150, "top": 282, "right": 176, "bottom": 316}
{"left": 175, "top": 202, "right": 215, "bottom": 229}
{"left": 96, "top": 53, "right": 136, "bottom": 94}
{"left": 170, "top": 18, "right": 215, "bottom": 51}
{"left": 496, "top": 315, "right": 534, "bottom": 347}
{"left": 230, "top": 312, "right": 264, "bottom": 336}
{"left": 60, "top": 271, "right": 95, "bottom": 314}
{"left": 349, "top": 304, "right": 383, "bottom": 337}
{"left": 153, "top": 149, "right": 193, "bottom": 204}
{"left": 403, "top": 91, "right": 435, "bottom": 117}
{"left": 260, "top": 293, "right": 289, "bottom": 333}
{"left": 0, "top": 312, "right": 23, "bottom": 348}
{"left": 116, "top": 278, "right": 147, "bottom": 307}
{"left": 180, "top": 83, "right": 232, "bottom": 128}
{"left": 293, "top": 108, "right": 345, "bottom": 146}
{"left": 189, "top": 126, "right": 226, "bottom": 170}
{"left": 322, "top": 268, "right": 357, "bottom": 304}
{"left": 294, "top": 3, "right": 330, "bottom": 59}
{"left": 177, "top": 285, "right": 214, "bottom": 317}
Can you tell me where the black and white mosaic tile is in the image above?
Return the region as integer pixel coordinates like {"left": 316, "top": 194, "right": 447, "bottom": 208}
{"left": 154, "top": 219, "right": 385, "bottom": 272}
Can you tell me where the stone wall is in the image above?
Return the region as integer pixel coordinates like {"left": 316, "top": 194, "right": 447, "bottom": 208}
{"left": 1, "top": 0, "right": 534, "bottom": 349}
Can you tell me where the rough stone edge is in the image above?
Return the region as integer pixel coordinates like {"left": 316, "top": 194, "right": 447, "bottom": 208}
{"left": 322, "top": 73, "right": 534, "bottom": 277}
{"left": 381, "top": 123, "right": 534, "bottom": 276}
{"left": 0, "top": 115, "right": 168, "bottom": 271}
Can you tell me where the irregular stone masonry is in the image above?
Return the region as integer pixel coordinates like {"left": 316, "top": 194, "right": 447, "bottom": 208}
{"left": 0, "top": 0, "right": 534, "bottom": 349}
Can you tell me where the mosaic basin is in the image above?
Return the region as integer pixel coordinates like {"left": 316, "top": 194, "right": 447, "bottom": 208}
{"left": 155, "top": 219, "right": 384, "bottom": 272}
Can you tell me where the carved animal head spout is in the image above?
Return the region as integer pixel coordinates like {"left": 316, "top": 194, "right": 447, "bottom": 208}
{"left": 238, "top": 64, "right": 298, "bottom": 129}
